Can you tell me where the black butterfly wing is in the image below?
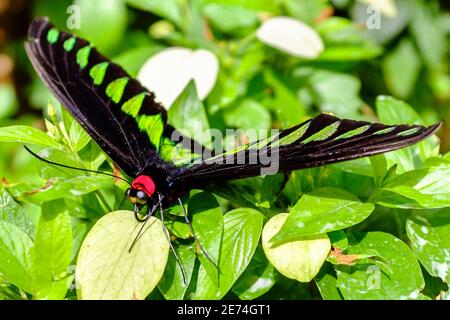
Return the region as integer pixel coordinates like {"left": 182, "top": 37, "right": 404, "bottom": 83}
{"left": 175, "top": 114, "right": 441, "bottom": 187}
{"left": 25, "top": 17, "right": 202, "bottom": 178}
{"left": 26, "top": 18, "right": 442, "bottom": 189}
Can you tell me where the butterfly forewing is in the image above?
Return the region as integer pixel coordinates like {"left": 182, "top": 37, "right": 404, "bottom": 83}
{"left": 25, "top": 18, "right": 201, "bottom": 178}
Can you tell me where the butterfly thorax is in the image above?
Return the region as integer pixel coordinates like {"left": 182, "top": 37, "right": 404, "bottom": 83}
{"left": 128, "top": 166, "right": 188, "bottom": 207}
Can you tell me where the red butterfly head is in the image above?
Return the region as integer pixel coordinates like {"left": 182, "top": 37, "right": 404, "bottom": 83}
{"left": 126, "top": 175, "right": 156, "bottom": 205}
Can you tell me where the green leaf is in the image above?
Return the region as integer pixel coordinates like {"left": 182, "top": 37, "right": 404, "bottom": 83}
{"left": 328, "top": 230, "right": 348, "bottom": 251}
{"left": 158, "top": 244, "right": 196, "bottom": 300}
{"left": 60, "top": 105, "right": 74, "bottom": 138}
{"left": 32, "top": 200, "right": 73, "bottom": 299}
{"left": 0, "top": 83, "right": 18, "bottom": 119}
{"left": 271, "top": 188, "right": 374, "bottom": 245}
{"left": 70, "top": 218, "right": 92, "bottom": 263}
{"left": 333, "top": 157, "right": 373, "bottom": 177}
{"left": 78, "top": 142, "right": 107, "bottom": 171}
{"left": 224, "top": 99, "right": 271, "bottom": 131}
{"left": 164, "top": 213, "right": 191, "bottom": 240}
{"left": 315, "top": 262, "right": 343, "bottom": 300}
{"left": 168, "top": 80, "right": 211, "bottom": 147}
{"left": 69, "top": 121, "right": 90, "bottom": 152}
{"left": 376, "top": 95, "right": 423, "bottom": 125}
{"left": 127, "top": 0, "right": 182, "bottom": 28}
{"left": 317, "top": 45, "right": 382, "bottom": 61}
{"left": 259, "top": 173, "right": 286, "bottom": 208}
{"left": 283, "top": 167, "right": 341, "bottom": 203}
{"left": 193, "top": 208, "right": 263, "bottom": 299}
{"left": 382, "top": 38, "right": 421, "bottom": 99}
{"left": 36, "top": 148, "right": 86, "bottom": 179}
{"left": 0, "top": 221, "right": 34, "bottom": 293}
{"left": 0, "top": 189, "right": 35, "bottom": 238}
{"left": 374, "top": 166, "right": 450, "bottom": 209}
{"left": 262, "top": 213, "right": 330, "bottom": 282}
{"left": 113, "top": 46, "right": 163, "bottom": 77}
{"left": 406, "top": 209, "right": 450, "bottom": 284}
{"left": 23, "top": 175, "right": 111, "bottom": 203}
{"left": 76, "top": 211, "right": 170, "bottom": 300}
{"left": 0, "top": 126, "right": 58, "bottom": 148}
{"left": 188, "top": 192, "right": 223, "bottom": 284}
{"left": 232, "top": 246, "right": 277, "bottom": 300}
{"left": 370, "top": 155, "right": 388, "bottom": 188}
{"left": 336, "top": 232, "right": 426, "bottom": 300}
{"left": 202, "top": 0, "right": 279, "bottom": 13}
{"left": 308, "top": 70, "right": 363, "bottom": 118}
{"left": 203, "top": 3, "right": 258, "bottom": 35}
{"left": 209, "top": 178, "right": 262, "bottom": 209}
{"left": 409, "top": 0, "right": 446, "bottom": 69}
{"left": 264, "top": 69, "right": 304, "bottom": 128}
{"left": 284, "top": 0, "right": 332, "bottom": 24}
{"left": 74, "top": 0, "right": 127, "bottom": 53}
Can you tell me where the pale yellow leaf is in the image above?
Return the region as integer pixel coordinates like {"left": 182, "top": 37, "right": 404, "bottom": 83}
{"left": 262, "top": 213, "right": 330, "bottom": 282}
{"left": 76, "top": 211, "right": 170, "bottom": 300}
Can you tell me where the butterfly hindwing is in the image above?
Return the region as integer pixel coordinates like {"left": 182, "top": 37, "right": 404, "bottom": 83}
{"left": 176, "top": 114, "right": 440, "bottom": 186}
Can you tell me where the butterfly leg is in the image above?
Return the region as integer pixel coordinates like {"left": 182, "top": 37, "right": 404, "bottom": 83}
{"left": 177, "top": 198, "right": 219, "bottom": 271}
{"left": 278, "top": 171, "right": 292, "bottom": 197}
{"left": 159, "top": 194, "right": 188, "bottom": 285}
{"left": 128, "top": 201, "right": 161, "bottom": 253}
{"left": 134, "top": 204, "right": 150, "bottom": 222}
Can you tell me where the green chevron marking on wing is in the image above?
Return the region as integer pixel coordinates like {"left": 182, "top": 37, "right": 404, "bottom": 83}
{"left": 227, "top": 144, "right": 248, "bottom": 155}
{"left": 335, "top": 125, "right": 370, "bottom": 141}
{"left": 47, "top": 28, "right": 60, "bottom": 44}
{"left": 160, "top": 137, "right": 201, "bottom": 166}
{"left": 373, "top": 127, "right": 396, "bottom": 135}
{"left": 248, "top": 134, "right": 279, "bottom": 150}
{"left": 138, "top": 113, "right": 164, "bottom": 150}
{"left": 106, "top": 77, "right": 129, "bottom": 103}
{"left": 397, "top": 127, "right": 421, "bottom": 137}
{"left": 76, "top": 46, "right": 91, "bottom": 69}
{"left": 89, "top": 62, "right": 109, "bottom": 85}
{"left": 63, "top": 37, "right": 76, "bottom": 52}
{"left": 122, "top": 92, "right": 146, "bottom": 117}
{"left": 204, "top": 143, "right": 249, "bottom": 163}
{"left": 303, "top": 121, "right": 340, "bottom": 144}
{"left": 274, "top": 122, "right": 311, "bottom": 147}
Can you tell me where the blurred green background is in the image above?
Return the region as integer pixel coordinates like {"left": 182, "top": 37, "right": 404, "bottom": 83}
{"left": 0, "top": 0, "right": 449, "bottom": 183}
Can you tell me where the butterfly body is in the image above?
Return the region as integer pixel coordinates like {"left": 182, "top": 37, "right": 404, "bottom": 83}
{"left": 26, "top": 17, "right": 441, "bottom": 216}
{"left": 128, "top": 173, "right": 188, "bottom": 208}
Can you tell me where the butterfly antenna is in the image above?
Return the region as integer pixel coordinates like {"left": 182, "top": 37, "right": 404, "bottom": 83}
{"left": 177, "top": 197, "right": 219, "bottom": 272}
{"left": 159, "top": 194, "right": 188, "bottom": 285}
{"left": 24, "top": 145, "right": 130, "bottom": 185}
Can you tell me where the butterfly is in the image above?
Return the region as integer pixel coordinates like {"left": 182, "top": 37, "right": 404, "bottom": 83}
{"left": 25, "top": 17, "right": 441, "bottom": 276}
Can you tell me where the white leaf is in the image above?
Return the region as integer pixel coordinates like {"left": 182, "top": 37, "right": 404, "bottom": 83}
{"left": 256, "top": 16, "right": 324, "bottom": 59}
{"left": 137, "top": 47, "right": 219, "bottom": 108}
